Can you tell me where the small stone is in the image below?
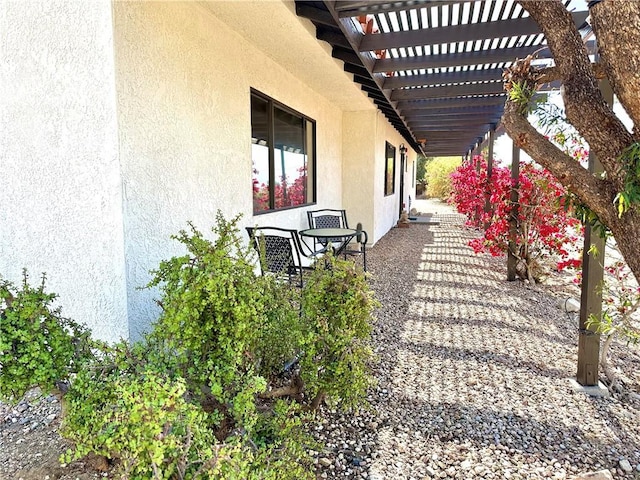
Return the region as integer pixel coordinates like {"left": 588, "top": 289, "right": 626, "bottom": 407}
{"left": 319, "top": 457, "right": 332, "bottom": 467}
{"left": 474, "top": 465, "right": 486, "bottom": 475}
{"left": 573, "top": 470, "right": 613, "bottom": 480}
{"left": 618, "top": 459, "right": 633, "bottom": 473}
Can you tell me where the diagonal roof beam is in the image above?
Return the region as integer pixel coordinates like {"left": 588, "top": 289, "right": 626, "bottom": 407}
{"left": 317, "top": 1, "right": 421, "bottom": 151}
{"left": 359, "top": 12, "right": 588, "bottom": 52}
{"left": 383, "top": 68, "right": 505, "bottom": 89}
{"left": 295, "top": 3, "right": 335, "bottom": 27}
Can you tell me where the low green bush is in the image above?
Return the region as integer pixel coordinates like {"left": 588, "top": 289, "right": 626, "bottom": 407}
{"left": 1, "top": 212, "right": 377, "bottom": 479}
{"left": 300, "top": 254, "right": 378, "bottom": 410}
{"left": 0, "top": 271, "right": 92, "bottom": 402}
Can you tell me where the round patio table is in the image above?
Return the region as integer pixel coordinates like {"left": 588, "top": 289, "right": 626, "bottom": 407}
{"left": 299, "top": 227, "right": 357, "bottom": 256}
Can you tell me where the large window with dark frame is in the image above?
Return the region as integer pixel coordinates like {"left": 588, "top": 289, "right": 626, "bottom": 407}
{"left": 251, "top": 91, "right": 316, "bottom": 214}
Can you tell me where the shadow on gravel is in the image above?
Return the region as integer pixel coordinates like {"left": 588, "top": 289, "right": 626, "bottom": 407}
{"left": 418, "top": 315, "right": 572, "bottom": 347}
{"left": 396, "top": 339, "right": 572, "bottom": 380}
{"left": 356, "top": 217, "right": 640, "bottom": 479}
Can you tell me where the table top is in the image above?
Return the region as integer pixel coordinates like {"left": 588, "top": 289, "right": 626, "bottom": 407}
{"left": 299, "top": 227, "right": 357, "bottom": 238}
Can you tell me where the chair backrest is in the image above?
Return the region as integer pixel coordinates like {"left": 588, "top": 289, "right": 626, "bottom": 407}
{"left": 246, "top": 227, "right": 305, "bottom": 284}
{"left": 307, "top": 209, "right": 348, "bottom": 230}
{"left": 307, "top": 209, "right": 350, "bottom": 247}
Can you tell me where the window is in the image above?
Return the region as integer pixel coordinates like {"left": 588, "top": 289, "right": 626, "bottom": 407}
{"left": 251, "top": 90, "right": 316, "bottom": 213}
{"left": 384, "top": 141, "right": 396, "bottom": 196}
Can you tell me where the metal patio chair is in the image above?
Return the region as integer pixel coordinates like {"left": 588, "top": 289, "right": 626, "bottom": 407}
{"left": 306, "top": 209, "right": 368, "bottom": 271}
{"left": 246, "top": 226, "right": 322, "bottom": 287}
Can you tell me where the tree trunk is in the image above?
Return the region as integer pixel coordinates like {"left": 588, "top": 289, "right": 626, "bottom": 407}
{"left": 502, "top": 1, "right": 640, "bottom": 284}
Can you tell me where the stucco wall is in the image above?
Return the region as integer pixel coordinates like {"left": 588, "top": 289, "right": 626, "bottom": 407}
{"left": 342, "top": 111, "right": 377, "bottom": 240}
{"left": 0, "top": 0, "right": 129, "bottom": 341}
{"left": 112, "top": 1, "right": 353, "bottom": 337}
{"left": 372, "top": 112, "right": 408, "bottom": 242}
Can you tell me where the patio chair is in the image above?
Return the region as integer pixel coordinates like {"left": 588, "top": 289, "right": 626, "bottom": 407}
{"left": 246, "top": 226, "right": 321, "bottom": 287}
{"left": 306, "top": 209, "right": 349, "bottom": 251}
{"left": 306, "top": 209, "right": 368, "bottom": 271}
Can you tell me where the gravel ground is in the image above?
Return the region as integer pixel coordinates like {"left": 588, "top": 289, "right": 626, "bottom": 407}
{"left": 2, "top": 199, "right": 640, "bottom": 479}
{"left": 312, "top": 201, "right": 640, "bottom": 480}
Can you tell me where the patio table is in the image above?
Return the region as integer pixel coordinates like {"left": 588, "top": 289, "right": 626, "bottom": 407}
{"left": 299, "top": 227, "right": 357, "bottom": 257}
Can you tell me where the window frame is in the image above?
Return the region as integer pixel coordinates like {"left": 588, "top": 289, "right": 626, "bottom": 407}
{"left": 384, "top": 141, "right": 396, "bottom": 197}
{"left": 251, "top": 89, "right": 317, "bottom": 215}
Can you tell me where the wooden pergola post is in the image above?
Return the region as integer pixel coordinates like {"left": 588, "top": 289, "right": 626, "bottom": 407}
{"left": 576, "top": 78, "right": 613, "bottom": 386}
{"left": 507, "top": 140, "right": 520, "bottom": 281}
{"left": 484, "top": 128, "right": 495, "bottom": 229}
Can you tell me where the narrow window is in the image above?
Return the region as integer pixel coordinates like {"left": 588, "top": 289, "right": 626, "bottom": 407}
{"left": 251, "top": 90, "right": 316, "bottom": 213}
{"left": 385, "top": 141, "right": 396, "bottom": 196}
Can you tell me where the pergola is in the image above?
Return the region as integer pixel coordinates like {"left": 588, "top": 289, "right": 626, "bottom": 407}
{"left": 295, "top": 0, "right": 589, "bottom": 157}
{"left": 297, "top": 0, "right": 606, "bottom": 391}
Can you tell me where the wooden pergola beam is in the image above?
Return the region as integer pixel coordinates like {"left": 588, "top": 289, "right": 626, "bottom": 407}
{"left": 335, "top": 0, "right": 460, "bottom": 18}
{"left": 373, "top": 45, "right": 545, "bottom": 73}
{"left": 383, "top": 68, "right": 505, "bottom": 89}
{"left": 391, "top": 81, "right": 504, "bottom": 101}
{"left": 396, "top": 95, "right": 507, "bottom": 111}
{"left": 360, "top": 11, "right": 588, "bottom": 52}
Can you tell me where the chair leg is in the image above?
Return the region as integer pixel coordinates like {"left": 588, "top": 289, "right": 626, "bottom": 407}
{"left": 362, "top": 244, "right": 367, "bottom": 272}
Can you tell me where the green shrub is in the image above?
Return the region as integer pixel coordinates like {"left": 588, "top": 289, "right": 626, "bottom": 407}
{"left": 0, "top": 271, "right": 92, "bottom": 402}
{"left": 4, "top": 212, "right": 375, "bottom": 479}
{"left": 62, "top": 365, "right": 219, "bottom": 479}
{"left": 300, "top": 253, "right": 378, "bottom": 410}
{"left": 425, "top": 156, "right": 462, "bottom": 200}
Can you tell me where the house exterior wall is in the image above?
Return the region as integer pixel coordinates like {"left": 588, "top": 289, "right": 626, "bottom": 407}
{"left": 372, "top": 112, "right": 408, "bottom": 241}
{"left": 1, "top": 0, "right": 415, "bottom": 342}
{"left": 112, "top": 1, "right": 357, "bottom": 337}
{"left": 342, "top": 111, "right": 377, "bottom": 240}
{"left": 0, "top": 0, "right": 129, "bottom": 341}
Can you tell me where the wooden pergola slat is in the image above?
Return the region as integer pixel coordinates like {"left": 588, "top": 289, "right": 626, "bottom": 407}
{"left": 335, "top": 0, "right": 460, "bottom": 18}
{"left": 383, "top": 68, "right": 505, "bottom": 89}
{"left": 391, "top": 81, "right": 505, "bottom": 101}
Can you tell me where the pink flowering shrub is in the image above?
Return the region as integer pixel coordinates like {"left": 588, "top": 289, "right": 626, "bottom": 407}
{"left": 450, "top": 155, "right": 582, "bottom": 282}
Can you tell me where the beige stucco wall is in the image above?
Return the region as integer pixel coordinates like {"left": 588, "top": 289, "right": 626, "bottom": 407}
{"left": 372, "top": 112, "right": 409, "bottom": 242}
{"left": 0, "top": 0, "right": 129, "bottom": 341}
{"left": 112, "top": 1, "right": 371, "bottom": 337}
{"left": 343, "top": 110, "right": 417, "bottom": 244}
{"left": 342, "top": 111, "right": 377, "bottom": 239}
{"left": 1, "top": 0, "right": 417, "bottom": 342}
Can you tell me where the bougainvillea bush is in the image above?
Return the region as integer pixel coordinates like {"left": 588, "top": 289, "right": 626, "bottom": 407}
{"left": 450, "top": 154, "right": 582, "bottom": 283}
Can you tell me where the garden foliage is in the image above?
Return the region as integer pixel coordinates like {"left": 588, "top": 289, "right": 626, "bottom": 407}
{"left": 0, "top": 272, "right": 93, "bottom": 401}
{"left": 450, "top": 155, "right": 581, "bottom": 282}
{"left": 424, "top": 156, "right": 461, "bottom": 200}
{"left": 0, "top": 213, "right": 377, "bottom": 479}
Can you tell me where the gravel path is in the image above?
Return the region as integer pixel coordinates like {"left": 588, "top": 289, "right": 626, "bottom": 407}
{"left": 2, "top": 200, "right": 640, "bottom": 479}
{"left": 312, "top": 201, "right": 640, "bottom": 480}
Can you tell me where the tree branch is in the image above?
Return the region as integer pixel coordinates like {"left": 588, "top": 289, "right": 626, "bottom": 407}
{"left": 590, "top": 1, "right": 640, "bottom": 128}
{"left": 536, "top": 63, "right": 605, "bottom": 85}
{"left": 521, "top": 0, "right": 633, "bottom": 187}
{"left": 501, "top": 100, "right": 617, "bottom": 228}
